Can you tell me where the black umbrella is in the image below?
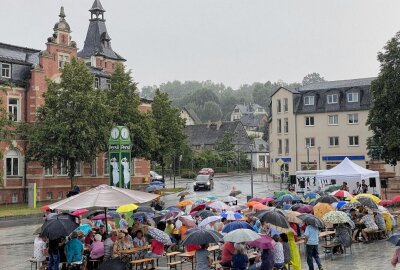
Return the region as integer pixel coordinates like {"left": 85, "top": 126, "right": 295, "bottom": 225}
{"left": 181, "top": 227, "right": 223, "bottom": 245}
{"left": 312, "top": 195, "right": 339, "bottom": 205}
{"left": 98, "top": 258, "right": 126, "bottom": 270}
{"left": 137, "top": 206, "right": 154, "bottom": 213}
{"left": 298, "top": 213, "right": 325, "bottom": 229}
{"left": 255, "top": 209, "right": 290, "bottom": 229}
{"left": 388, "top": 233, "right": 400, "bottom": 246}
{"left": 197, "top": 210, "right": 216, "bottom": 219}
{"left": 41, "top": 213, "right": 79, "bottom": 240}
{"left": 356, "top": 197, "right": 378, "bottom": 209}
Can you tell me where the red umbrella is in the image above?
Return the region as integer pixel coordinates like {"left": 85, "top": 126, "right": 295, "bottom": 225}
{"left": 190, "top": 204, "right": 206, "bottom": 213}
{"left": 40, "top": 205, "right": 50, "bottom": 211}
{"left": 392, "top": 196, "right": 400, "bottom": 203}
{"left": 93, "top": 213, "right": 112, "bottom": 220}
{"left": 249, "top": 198, "right": 264, "bottom": 203}
{"left": 71, "top": 209, "right": 89, "bottom": 216}
{"left": 379, "top": 200, "right": 394, "bottom": 206}
{"left": 247, "top": 234, "right": 276, "bottom": 249}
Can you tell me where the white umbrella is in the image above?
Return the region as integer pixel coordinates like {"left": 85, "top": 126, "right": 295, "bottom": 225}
{"left": 222, "top": 196, "right": 238, "bottom": 203}
{"left": 223, "top": 228, "right": 261, "bottom": 243}
{"left": 209, "top": 201, "right": 229, "bottom": 210}
{"left": 48, "top": 184, "right": 159, "bottom": 210}
{"left": 199, "top": 216, "right": 222, "bottom": 227}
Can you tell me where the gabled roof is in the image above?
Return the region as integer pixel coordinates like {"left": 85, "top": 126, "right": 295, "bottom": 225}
{"left": 240, "top": 114, "right": 266, "bottom": 127}
{"left": 182, "top": 107, "right": 201, "bottom": 124}
{"left": 270, "top": 86, "right": 299, "bottom": 98}
{"left": 0, "top": 42, "right": 40, "bottom": 65}
{"left": 233, "top": 103, "right": 265, "bottom": 114}
{"left": 253, "top": 138, "right": 269, "bottom": 152}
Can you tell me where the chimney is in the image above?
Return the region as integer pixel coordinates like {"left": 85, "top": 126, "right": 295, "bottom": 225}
{"left": 216, "top": 120, "right": 222, "bottom": 130}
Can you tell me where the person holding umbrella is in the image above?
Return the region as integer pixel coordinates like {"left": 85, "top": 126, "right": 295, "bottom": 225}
{"left": 304, "top": 224, "right": 323, "bottom": 270}
{"left": 65, "top": 231, "right": 84, "bottom": 265}
{"left": 195, "top": 244, "right": 213, "bottom": 270}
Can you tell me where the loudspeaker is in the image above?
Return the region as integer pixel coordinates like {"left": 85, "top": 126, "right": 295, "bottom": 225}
{"left": 299, "top": 181, "right": 305, "bottom": 189}
{"left": 381, "top": 179, "right": 388, "bottom": 189}
{"left": 331, "top": 179, "right": 336, "bottom": 185}
{"left": 369, "top": 177, "right": 376, "bottom": 188}
{"left": 290, "top": 175, "right": 297, "bottom": 185}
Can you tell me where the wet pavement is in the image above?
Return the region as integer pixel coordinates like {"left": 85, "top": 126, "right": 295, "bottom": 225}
{"left": 0, "top": 174, "right": 397, "bottom": 269}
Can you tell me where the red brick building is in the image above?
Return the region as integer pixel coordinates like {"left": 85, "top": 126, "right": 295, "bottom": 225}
{"left": 0, "top": 0, "right": 150, "bottom": 204}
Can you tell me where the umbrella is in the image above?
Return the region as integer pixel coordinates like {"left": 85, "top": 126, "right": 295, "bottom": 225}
{"left": 179, "top": 215, "right": 197, "bottom": 227}
{"left": 181, "top": 228, "right": 223, "bottom": 245}
{"left": 199, "top": 216, "right": 222, "bottom": 227}
{"left": 298, "top": 213, "right": 325, "bottom": 229}
{"left": 145, "top": 185, "right": 159, "bottom": 192}
{"left": 229, "top": 190, "right": 242, "bottom": 197}
{"left": 274, "top": 190, "right": 292, "bottom": 198}
{"left": 209, "top": 201, "right": 228, "bottom": 210}
{"left": 40, "top": 205, "right": 50, "bottom": 211}
{"left": 98, "top": 258, "right": 126, "bottom": 270}
{"left": 137, "top": 206, "right": 155, "bottom": 213}
{"left": 71, "top": 208, "right": 89, "bottom": 216}
{"left": 354, "top": 197, "right": 378, "bottom": 209}
{"left": 247, "top": 234, "right": 276, "bottom": 250}
{"left": 275, "top": 194, "right": 302, "bottom": 203}
{"left": 379, "top": 200, "right": 394, "bottom": 206}
{"left": 177, "top": 200, "right": 194, "bottom": 207}
{"left": 222, "top": 196, "right": 238, "bottom": 203}
{"left": 331, "top": 190, "right": 353, "bottom": 198}
{"left": 222, "top": 221, "right": 255, "bottom": 233}
{"left": 74, "top": 224, "right": 92, "bottom": 236}
{"left": 147, "top": 227, "right": 172, "bottom": 245}
{"left": 297, "top": 205, "right": 313, "bottom": 213}
{"left": 304, "top": 192, "right": 320, "bottom": 200}
{"left": 256, "top": 209, "right": 290, "bottom": 230}
{"left": 253, "top": 204, "right": 268, "bottom": 211}
{"left": 324, "top": 184, "right": 341, "bottom": 193}
{"left": 335, "top": 201, "right": 347, "bottom": 210}
{"left": 49, "top": 185, "right": 159, "bottom": 210}
{"left": 339, "top": 201, "right": 361, "bottom": 211}
{"left": 392, "top": 196, "right": 400, "bottom": 203}
{"left": 116, "top": 203, "right": 138, "bottom": 213}
{"left": 284, "top": 211, "right": 302, "bottom": 223}
{"left": 228, "top": 205, "right": 247, "bottom": 212}
{"left": 197, "top": 210, "right": 216, "bottom": 219}
{"left": 388, "top": 233, "right": 400, "bottom": 246}
{"left": 314, "top": 195, "right": 339, "bottom": 204}
{"left": 313, "top": 203, "right": 334, "bottom": 218}
{"left": 353, "top": 194, "right": 381, "bottom": 204}
{"left": 220, "top": 211, "right": 243, "bottom": 221}
{"left": 249, "top": 198, "right": 265, "bottom": 203}
{"left": 247, "top": 201, "right": 263, "bottom": 208}
{"left": 41, "top": 214, "right": 79, "bottom": 240}
{"left": 132, "top": 212, "right": 152, "bottom": 220}
{"left": 223, "top": 228, "right": 261, "bottom": 243}
{"left": 162, "top": 211, "right": 183, "bottom": 221}
{"left": 190, "top": 204, "right": 206, "bottom": 213}
{"left": 166, "top": 206, "right": 181, "bottom": 212}
{"left": 177, "top": 191, "right": 191, "bottom": 197}
{"left": 92, "top": 214, "right": 112, "bottom": 220}
{"left": 106, "top": 211, "right": 121, "bottom": 219}
{"left": 322, "top": 211, "right": 351, "bottom": 224}
{"left": 207, "top": 195, "right": 218, "bottom": 200}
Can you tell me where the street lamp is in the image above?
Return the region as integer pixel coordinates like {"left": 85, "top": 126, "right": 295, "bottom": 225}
{"left": 317, "top": 146, "right": 321, "bottom": 170}
{"left": 306, "top": 144, "right": 310, "bottom": 170}
{"left": 250, "top": 142, "right": 255, "bottom": 198}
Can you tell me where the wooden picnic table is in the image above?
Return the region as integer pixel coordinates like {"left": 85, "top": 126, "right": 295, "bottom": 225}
{"left": 177, "top": 251, "right": 196, "bottom": 270}
{"left": 207, "top": 245, "right": 220, "bottom": 260}
{"left": 118, "top": 245, "right": 151, "bottom": 255}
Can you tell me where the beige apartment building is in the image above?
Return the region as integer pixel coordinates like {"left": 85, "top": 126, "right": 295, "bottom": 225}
{"left": 269, "top": 78, "right": 378, "bottom": 177}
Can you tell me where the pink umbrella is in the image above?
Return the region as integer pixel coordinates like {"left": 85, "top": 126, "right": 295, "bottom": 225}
{"left": 247, "top": 234, "right": 276, "bottom": 249}
{"left": 379, "top": 200, "right": 394, "bottom": 206}
{"left": 297, "top": 205, "right": 313, "bottom": 213}
{"left": 190, "top": 204, "right": 206, "bottom": 213}
{"left": 92, "top": 213, "right": 112, "bottom": 220}
{"left": 71, "top": 209, "right": 89, "bottom": 216}
{"left": 179, "top": 215, "right": 197, "bottom": 227}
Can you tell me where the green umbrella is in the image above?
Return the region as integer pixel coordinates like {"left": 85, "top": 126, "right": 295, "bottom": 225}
{"left": 274, "top": 190, "right": 292, "bottom": 198}
{"left": 324, "top": 184, "right": 341, "bottom": 193}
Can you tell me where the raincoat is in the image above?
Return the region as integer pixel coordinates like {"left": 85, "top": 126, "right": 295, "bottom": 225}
{"left": 382, "top": 212, "right": 392, "bottom": 232}
{"left": 287, "top": 231, "right": 301, "bottom": 270}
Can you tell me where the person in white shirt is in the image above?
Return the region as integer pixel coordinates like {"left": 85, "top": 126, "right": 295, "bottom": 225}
{"left": 119, "top": 214, "right": 129, "bottom": 230}
{"left": 33, "top": 235, "right": 47, "bottom": 266}
{"left": 272, "top": 235, "right": 285, "bottom": 269}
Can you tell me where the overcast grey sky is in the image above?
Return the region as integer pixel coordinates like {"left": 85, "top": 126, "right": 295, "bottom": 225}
{"left": 2, "top": 0, "right": 400, "bottom": 88}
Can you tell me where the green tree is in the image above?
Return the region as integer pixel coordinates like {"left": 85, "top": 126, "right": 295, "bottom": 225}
{"left": 215, "top": 131, "right": 236, "bottom": 162}
{"left": 26, "top": 58, "right": 111, "bottom": 187}
{"left": 367, "top": 32, "right": 400, "bottom": 165}
{"left": 151, "top": 89, "right": 186, "bottom": 178}
{"left": 106, "top": 64, "right": 157, "bottom": 159}
{"left": 302, "top": 72, "right": 326, "bottom": 86}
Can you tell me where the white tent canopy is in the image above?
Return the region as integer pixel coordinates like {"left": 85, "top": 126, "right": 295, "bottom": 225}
{"left": 316, "top": 157, "right": 379, "bottom": 181}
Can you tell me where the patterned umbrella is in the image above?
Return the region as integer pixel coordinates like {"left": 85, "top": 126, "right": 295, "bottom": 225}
{"left": 147, "top": 227, "right": 172, "bottom": 245}
{"left": 354, "top": 197, "right": 378, "bottom": 209}
{"left": 304, "top": 192, "right": 320, "bottom": 200}
{"left": 298, "top": 213, "right": 325, "bottom": 229}
{"left": 273, "top": 190, "right": 292, "bottom": 199}
{"left": 313, "top": 203, "right": 334, "bottom": 218}
{"left": 223, "top": 229, "right": 261, "bottom": 243}
{"left": 181, "top": 228, "right": 223, "bottom": 245}
{"left": 339, "top": 201, "right": 361, "bottom": 211}
{"left": 352, "top": 194, "right": 381, "bottom": 204}
{"left": 284, "top": 211, "right": 302, "bottom": 223}
{"left": 331, "top": 190, "right": 353, "bottom": 198}
{"left": 322, "top": 211, "right": 351, "bottom": 224}
{"left": 222, "top": 221, "right": 255, "bottom": 233}
{"left": 177, "top": 200, "right": 194, "bottom": 207}
{"left": 388, "top": 233, "right": 400, "bottom": 246}
{"left": 220, "top": 211, "right": 243, "bottom": 221}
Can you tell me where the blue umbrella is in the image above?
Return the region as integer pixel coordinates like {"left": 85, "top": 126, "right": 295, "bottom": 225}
{"left": 166, "top": 206, "right": 181, "bottom": 211}
{"left": 220, "top": 212, "right": 243, "bottom": 220}
{"left": 107, "top": 211, "right": 121, "bottom": 218}
{"left": 282, "top": 204, "right": 291, "bottom": 210}
{"left": 336, "top": 201, "right": 347, "bottom": 209}
{"left": 222, "top": 221, "right": 255, "bottom": 233}
{"left": 388, "top": 234, "right": 400, "bottom": 246}
{"left": 276, "top": 194, "right": 302, "bottom": 203}
{"left": 304, "top": 192, "right": 319, "bottom": 200}
{"left": 74, "top": 224, "right": 92, "bottom": 236}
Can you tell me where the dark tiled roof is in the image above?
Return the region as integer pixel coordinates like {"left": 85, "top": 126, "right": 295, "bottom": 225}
{"left": 298, "top": 77, "right": 376, "bottom": 91}
{"left": 183, "top": 107, "right": 201, "bottom": 124}
{"left": 89, "top": 66, "right": 111, "bottom": 78}
{"left": 0, "top": 42, "right": 40, "bottom": 65}
{"left": 254, "top": 138, "right": 269, "bottom": 152}
{"left": 90, "top": 0, "right": 106, "bottom": 12}
{"left": 240, "top": 114, "right": 266, "bottom": 128}
{"left": 185, "top": 121, "right": 251, "bottom": 148}
{"left": 234, "top": 103, "right": 264, "bottom": 114}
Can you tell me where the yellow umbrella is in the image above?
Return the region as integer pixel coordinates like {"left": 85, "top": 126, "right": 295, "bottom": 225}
{"left": 351, "top": 193, "right": 381, "bottom": 204}
{"left": 177, "top": 200, "right": 193, "bottom": 207}
{"left": 313, "top": 202, "right": 334, "bottom": 218}
{"left": 116, "top": 203, "right": 138, "bottom": 213}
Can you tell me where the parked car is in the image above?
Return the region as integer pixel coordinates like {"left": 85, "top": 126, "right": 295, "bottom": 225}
{"left": 150, "top": 171, "right": 164, "bottom": 183}
{"left": 198, "top": 168, "right": 215, "bottom": 177}
{"left": 193, "top": 174, "right": 214, "bottom": 191}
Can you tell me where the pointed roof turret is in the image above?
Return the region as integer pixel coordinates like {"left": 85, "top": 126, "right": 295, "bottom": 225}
{"left": 90, "top": 0, "right": 106, "bottom": 12}
{"left": 59, "top": 6, "right": 66, "bottom": 18}
{"left": 53, "top": 6, "right": 70, "bottom": 32}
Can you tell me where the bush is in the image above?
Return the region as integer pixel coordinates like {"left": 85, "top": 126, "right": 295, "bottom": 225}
{"left": 181, "top": 171, "right": 196, "bottom": 179}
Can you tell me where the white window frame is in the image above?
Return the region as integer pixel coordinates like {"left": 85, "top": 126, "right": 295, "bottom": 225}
{"left": 327, "top": 94, "right": 338, "bottom": 104}
{"left": 329, "top": 136, "right": 339, "bottom": 147}
{"left": 90, "top": 159, "right": 97, "bottom": 177}
{"left": 348, "top": 113, "right": 359, "bottom": 124}
{"left": 8, "top": 98, "right": 20, "bottom": 122}
{"left": 12, "top": 193, "right": 18, "bottom": 203}
{"left": 58, "top": 54, "right": 69, "bottom": 68}
{"left": 328, "top": 115, "right": 338, "bottom": 126}
{"left": 94, "top": 77, "right": 100, "bottom": 89}
{"left": 6, "top": 150, "right": 19, "bottom": 177}
{"left": 57, "top": 158, "right": 68, "bottom": 176}
{"left": 75, "top": 162, "right": 82, "bottom": 176}
{"left": 57, "top": 191, "right": 63, "bottom": 200}
{"left": 347, "top": 92, "right": 359, "bottom": 103}
{"left": 305, "top": 116, "right": 315, "bottom": 126}
{"left": 1, "top": 63, "right": 11, "bottom": 78}
{"left": 348, "top": 136, "right": 359, "bottom": 146}
{"left": 304, "top": 96, "right": 314, "bottom": 106}
{"left": 283, "top": 118, "right": 289, "bottom": 133}
{"left": 305, "top": 137, "right": 315, "bottom": 147}
{"left": 44, "top": 166, "right": 53, "bottom": 176}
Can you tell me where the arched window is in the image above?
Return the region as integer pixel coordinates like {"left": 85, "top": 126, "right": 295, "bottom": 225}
{"left": 6, "top": 150, "right": 19, "bottom": 176}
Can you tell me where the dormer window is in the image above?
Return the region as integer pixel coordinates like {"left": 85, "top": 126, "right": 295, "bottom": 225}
{"left": 327, "top": 94, "right": 338, "bottom": 104}
{"left": 347, "top": 92, "right": 359, "bottom": 103}
{"left": 1, "top": 63, "right": 11, "bottom": 78}
{"left": 304, "top": 96, "right": 314, "bottom": 106}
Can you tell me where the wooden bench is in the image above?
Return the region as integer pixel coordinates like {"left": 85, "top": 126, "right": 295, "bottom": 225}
{"left": 130, "top": 258, "right": 156, "bottom": 270}
{"left": 28, "top": 258, "right": 38, "bottom": 270}
{"left": 167, "top": 260, "right": 183, "bottom": 270}
{"left": 366, "top": 230, "right": 385, "bottom": 241}
{"left": 87, "top": 259, "right": 101, "bottom": 270}
{"left": 166, "top": 251, "right": 182, "bottom": 263}
{"left": 321, "top": 242, "right": 342, "bottom": 260}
